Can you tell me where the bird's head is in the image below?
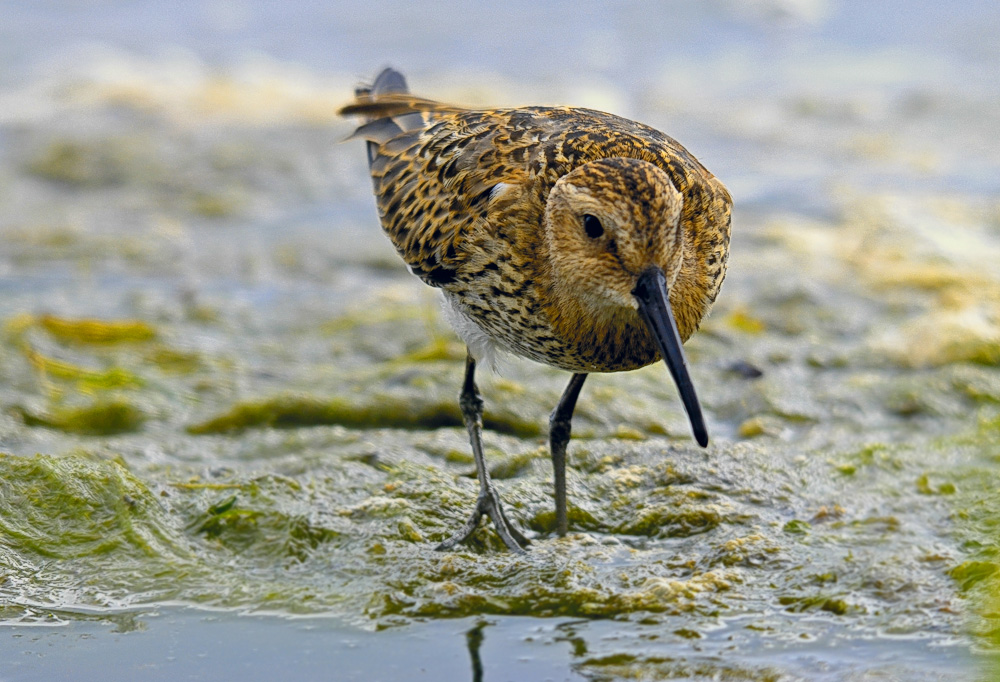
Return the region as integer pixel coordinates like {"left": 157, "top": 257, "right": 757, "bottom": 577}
{"left": 543, "top": 156, "right": 708, "bottom": 446}
{"left": 544, "top": 157, "right": 683, "bottom": 312}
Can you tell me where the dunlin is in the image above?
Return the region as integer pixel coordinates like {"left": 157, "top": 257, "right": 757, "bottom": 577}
{"left": 341, "top": 68, "right": 731, "bottom": 552}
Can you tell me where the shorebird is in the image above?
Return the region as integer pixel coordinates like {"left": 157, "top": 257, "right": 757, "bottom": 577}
{"left": 340, "top": 68, "right": 731, "bottom": 553}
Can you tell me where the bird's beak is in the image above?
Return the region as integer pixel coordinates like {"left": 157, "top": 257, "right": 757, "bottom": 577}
{"left": 633, "top": 266, "right": 709, "bottom": 447}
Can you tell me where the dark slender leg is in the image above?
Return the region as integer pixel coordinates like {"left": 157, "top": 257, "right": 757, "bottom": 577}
{"left": 436, "top": 352, "right": 529, "bottom": 553}
{"left": 549, "top": 373, "right": 588, "bottom": 536}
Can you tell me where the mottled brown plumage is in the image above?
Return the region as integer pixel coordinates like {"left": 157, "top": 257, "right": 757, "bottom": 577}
{"left": 340, "top": 68, "right": 731, "bottom": 552}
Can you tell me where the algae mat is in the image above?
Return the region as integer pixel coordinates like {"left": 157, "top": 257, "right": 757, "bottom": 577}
{"left": 2, "top": 0, "right": 1000, "bottom": 679}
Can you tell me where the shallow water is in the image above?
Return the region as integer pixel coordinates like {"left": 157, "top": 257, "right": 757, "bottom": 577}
{"left": 1, "top": 1, "right": 1000, "bottom": 680}
{"left": 0, "top": 607, "right": 978, "bottom": 681}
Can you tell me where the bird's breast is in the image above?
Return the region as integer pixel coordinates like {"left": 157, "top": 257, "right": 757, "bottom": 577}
{"left": 443, "top": 285, "right": 661, "bottom": 374}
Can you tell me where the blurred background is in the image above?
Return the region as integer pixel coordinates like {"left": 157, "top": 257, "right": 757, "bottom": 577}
{"left": 1, "top": 1, "right": 999, "bottom": 680}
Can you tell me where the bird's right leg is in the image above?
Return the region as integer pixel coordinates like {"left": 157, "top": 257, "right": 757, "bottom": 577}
{"left": 549, "top": 373, "right": 588, "bottom": 536}
{"left": 436, "top": 352, "right": 529, "bottom": 553}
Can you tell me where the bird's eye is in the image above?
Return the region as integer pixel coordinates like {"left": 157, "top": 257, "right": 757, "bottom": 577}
{"left": 582, "top": 214, "right": 604, "bottom": 239}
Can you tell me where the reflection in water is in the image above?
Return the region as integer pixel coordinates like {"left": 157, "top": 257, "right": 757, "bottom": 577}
{"left": 466, "top": 620, "right": 487, "bottom": 682}
{"left": 461, "top": 617, "right": 597, "bottom": 682}
{"left": 554, "top": 620, "right": 589, "bottom": 658}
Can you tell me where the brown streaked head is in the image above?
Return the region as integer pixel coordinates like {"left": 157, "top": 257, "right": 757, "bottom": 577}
{"left": 543, "top": 156, "right": 708, "bottom": 446}
{"left": 544, "top": 157, "right": 685, "bottom": 312}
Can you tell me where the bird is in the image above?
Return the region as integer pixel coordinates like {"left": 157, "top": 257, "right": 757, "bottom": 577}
{"left": 339, "top": 68, "right": 731, "bottom": 553}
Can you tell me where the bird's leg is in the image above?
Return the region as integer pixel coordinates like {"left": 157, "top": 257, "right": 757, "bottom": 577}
{"left": 549, "top": 373, "right": 588, "bottom": 536}
{"left": 436, "top": 353, "right": 529, "bottom": 553}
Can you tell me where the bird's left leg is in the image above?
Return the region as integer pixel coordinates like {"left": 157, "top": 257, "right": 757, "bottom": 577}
{"left": 436, "top": 352, "right": 529, "bottom": 552}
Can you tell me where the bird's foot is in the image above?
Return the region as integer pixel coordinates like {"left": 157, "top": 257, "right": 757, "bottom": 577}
{"left": 436, "top": 484, "right": 530, "bottom": 553}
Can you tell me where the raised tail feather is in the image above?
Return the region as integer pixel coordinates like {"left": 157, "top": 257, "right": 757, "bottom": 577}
{"left": 357, "top": 68, "right": 409, "bottom": 100}
{"left": 339, "top": 67, "right": 465, "bottom": 167}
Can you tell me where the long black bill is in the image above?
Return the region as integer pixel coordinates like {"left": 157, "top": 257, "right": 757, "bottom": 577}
{"left": 633, "top": 266, "right": 709, "bottom": 447}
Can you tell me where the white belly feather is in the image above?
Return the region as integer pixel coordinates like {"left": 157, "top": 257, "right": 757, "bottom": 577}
{"left": 441, "top": 292, "right": 507, "bottom": 372}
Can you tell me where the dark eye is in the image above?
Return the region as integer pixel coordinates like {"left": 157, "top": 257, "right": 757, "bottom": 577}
{"left": 583, "top": 214, "right": 604, "bottom": 239}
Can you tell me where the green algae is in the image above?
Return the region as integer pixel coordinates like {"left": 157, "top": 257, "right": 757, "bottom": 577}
{"left": 0, "top": 405, "right": 986, "bottom": 643}
{"left": 830, "top": 442, "right": 903, "bottom": 474}
{"left": 143, "top": 346, "right": 202, "bottom": 374}
{"left": 613, "top": 503, "right": 726, "bottom": 538}
{"left": 783, "top": 519, "right": 811, "bottom": 534}
{"left": 0, "top": 438, "right": 768, "bottom": 623}
{"left": 724, "top": 307, "right": 767, "bottom": 335}
{"left": 916, "top": 473, "right": 956, "bottom": 495}
{"left": 25, "top": 347, "right": 143, "bottom": 390}
{"left": 778, "top": 594, "right": 853, "bottom": 615}
{"left": 182, "top": 477, "right": 340, "bottom": 563}
{"left": 488, "top": 447, "right": 542, "bottom": 480}
{"left": 0, "top": 453, "right": 183, "bottom": 562}
{"left": 15, "top": 398, "right": 147, "bottom": 435}
{"left": 396, "top": 337, "right": 466, "bottom": 364}
{"left": 937, "top": 414, "right": 1000, "bottom": 654}
{"left": 951, "top": 561, "right": 998, "bottom": 592}
{"left": 185, "top": 393, "right": 542, "bottom": 438}
{"left": 1, "top": 313, "right": 988, "bottom": 638}
{"left": 6, "top": 315, "right": 204, "bottom": 403}
{"left": 38, "top": 315, "right": 157, "bottom": 345}
{"left": 528, "top": 506, "right": 602, "bottom": 534}
{"left": 578, "top": 655, "right": 784, "bottom": 682}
